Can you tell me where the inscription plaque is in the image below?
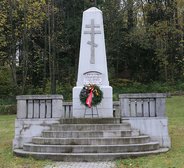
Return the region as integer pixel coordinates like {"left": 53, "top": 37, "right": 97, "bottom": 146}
{"left": 83, "top": 71, "right": 102, "bottom": 85}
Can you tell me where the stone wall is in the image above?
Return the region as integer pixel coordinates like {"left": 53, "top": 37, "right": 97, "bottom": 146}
{"left": 13, "top": 93, "right": 171, "bottom": 149}
{"left": 119, "top": 93, "right": 171, "bottom": 148}
{"left": 13, "top": 95, "right": 63, "bottom": 149}
{"left": 122, "top": 117, "right": 171, "bottom": 148}
{"left": 13, "top": 118, "right": 60, "bottom": 149}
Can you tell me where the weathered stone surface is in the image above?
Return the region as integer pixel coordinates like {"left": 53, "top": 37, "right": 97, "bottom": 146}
{"left": 13, "top": 119, "right": 60, "bottom": 149}
{"left": 122, "top": 117, "right": 171, "bottom": 148}
{"left": 76, "top": 7, "right": 109, "bottom": 87}
{"left": 32, "top": 136, "right": 150, "bottom": 145}
{"left": 16, "top": 95, "right": 64, "bottom": 119}
{"left": 119, "top": 93, "right": 167, "bottom": 117}
{"left": 73, "top": 7, "right": 113, "bottom": 118}
{"left": 14, "top": 148, "right": 169, "bottom": 161}
{"left": 23, "top": 142, "right": 160, "bottom": 153}
{"left": 13, "top": 118, "right": 170, "bottom": 161}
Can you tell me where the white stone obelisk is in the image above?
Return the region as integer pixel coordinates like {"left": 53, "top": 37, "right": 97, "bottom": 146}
{"left": 72, "top": 7, "right": 113, "bottom": 118}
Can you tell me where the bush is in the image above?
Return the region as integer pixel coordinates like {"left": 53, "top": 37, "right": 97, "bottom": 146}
{"left": 111, "top": 79, "right": 184, "bottom": 100}
{"left": 0, "top": 96, "right": 16, "bottom": 115}
{"left": 0, "top": 105, "right": 17, "bottom": 115}
{"left": 0, "top": 66, "right": 16, "bottom": 95}
{"left": 0, "top": 96, "right": 16, "bottom": 105}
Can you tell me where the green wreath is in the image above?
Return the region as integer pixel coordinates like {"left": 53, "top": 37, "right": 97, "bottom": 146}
{"left": 80, "top": 84, "right": 103, "bottom": 107}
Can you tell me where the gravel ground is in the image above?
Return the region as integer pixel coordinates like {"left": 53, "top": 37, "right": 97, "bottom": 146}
{"left": 44, "top": 161, "right": 117, "bottom": 168}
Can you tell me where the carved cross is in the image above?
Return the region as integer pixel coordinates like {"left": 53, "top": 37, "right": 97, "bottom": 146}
{"left": 84, "top": 19, "right": 101, "bottom": 64}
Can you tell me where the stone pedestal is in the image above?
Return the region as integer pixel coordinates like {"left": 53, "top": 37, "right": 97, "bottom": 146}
{"left": 73, "top": 86, "right": 113, "bottom": 118}
{"left": 73, "top": 7, "right": 113, "bottom": 118}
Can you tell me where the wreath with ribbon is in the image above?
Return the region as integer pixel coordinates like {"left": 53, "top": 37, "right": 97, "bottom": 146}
{"left": 80, "top": 84, "right": 103, "bottom": 108}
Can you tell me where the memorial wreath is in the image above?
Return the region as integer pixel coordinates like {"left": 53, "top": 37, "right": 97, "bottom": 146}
{"left": 80, "top": 84, "right": 103, "bottom": 108}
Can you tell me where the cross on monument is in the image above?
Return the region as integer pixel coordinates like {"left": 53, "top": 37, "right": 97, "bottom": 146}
{"left": 84, "top": 19, "right": 101, "bottom": 64}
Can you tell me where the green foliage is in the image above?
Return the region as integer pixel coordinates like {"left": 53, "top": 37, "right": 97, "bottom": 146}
{"left": 56, "top": 84, "right": 73, "bottom": 101}
{"left": 0, "top": 0, "right": 184, "bottom": 96}
{"left": 0, "top": 66, "right": 16, "bottom": 95}
{"left": 0, "top": 94, "right": 16, "bottom": 115}
{"left": 111, "top": 79, "right": 184, "bottom": 100}
{"left": 0, "top": 97, "right": 16, "bottom": 105}
{"left": 24, "top": 80, "right": 73, "bottom": 101}
{"left": 0, "top": 105, "right": 16, "bottom": 115}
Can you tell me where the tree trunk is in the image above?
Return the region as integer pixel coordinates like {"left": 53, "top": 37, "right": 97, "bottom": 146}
{"left": 8, "top": 0, "right": 18, "bottom": 89}
{"left": 21, "top": 0, "right": 28, "bottom": 94}
{"left": 51, "top": 0, "right": 56, "bottom": 94}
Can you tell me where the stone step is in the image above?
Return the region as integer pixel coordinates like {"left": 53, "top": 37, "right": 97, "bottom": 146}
{"left": 32, "top": 136, "right": 150, "bottom": 145}
{"left": 42, "top": 130, "right": 132, "bottom": 138}
{"left": 59, "top": 118, "right": 121, "bottom": 124}
{"left": 50, "top": 123, "right": 131, "bottom": 131}
{"left": 14, "top": 148, "right": 169, "bottom": 161}
{"left": 23, "top": 142, "right": 159, "bottom": 153}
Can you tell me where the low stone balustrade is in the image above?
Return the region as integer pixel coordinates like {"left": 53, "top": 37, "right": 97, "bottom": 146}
{"left": 62, "top": 101, "right": 120, "bottom": 118}
{"left": 63, "top": 102, "right": 73, "bottom": 118}
{"left": 119, "top": 93, "right": 166, "bottom": 117}
{"left": 13, "top": 95, "right": 63, "bottom": 149}
{"left": 16, "top": 95, "right": 63, "bottom": 119}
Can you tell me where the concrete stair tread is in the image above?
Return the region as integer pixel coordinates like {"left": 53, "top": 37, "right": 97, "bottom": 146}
{"left": 59, "top": 118, "right": 121, "bottom": 124}
{"left": 23, "top": 141, "right": 159, "bottom": 153}
{"left": 24, "top": 141, "right": 159, "bottom": 147}
{"left": 33, "top": 135, "right": 149, "bottom": 140}
{"left": 52, "top": 123, "right": 130, "bottom": 126}
{"left": 42, "top": 130, "right": 133, "bottom": 137}
{"left": 43, "top": 130, "right": 132, "bottom": 133}
{"left": 14, "top": 148, "right": 169, "bottom": 161}
{"left": 49, "top": 124, "right": 131, "bottom": 131}
{"left": 14, "top": 148, "right": 169, "bottom": 155}
{"left": 42, "top": 130, "right": 133, "bottom": 138}
{"left": 32, "top": 135, "right": 150, "bottom": 145}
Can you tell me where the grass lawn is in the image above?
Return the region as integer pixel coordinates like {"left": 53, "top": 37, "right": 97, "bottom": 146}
{"left": 0, "top": 115, "right": 52, "bottom": 168}
{"left": 0, "top": 96, "right": 183, "bottom": 168}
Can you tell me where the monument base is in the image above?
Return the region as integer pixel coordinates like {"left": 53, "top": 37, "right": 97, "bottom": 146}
{"left": 73, "top": 86, "right": 113, "bottom": 118}
{"left": 121, "top": 117, "right": 171, "bottom": 148}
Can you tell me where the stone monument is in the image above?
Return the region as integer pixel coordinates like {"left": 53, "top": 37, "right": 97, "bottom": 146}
{"left": 73, "top": 7, "right": 113, "bottom": 118}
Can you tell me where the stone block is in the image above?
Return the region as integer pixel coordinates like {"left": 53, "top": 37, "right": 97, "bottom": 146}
{"left": 17, "top": 100, "right": 27, "bottom": 119}
{"left": 73, "top": 86, "right": 113, "bottom": 118}
{"left": 100, "top": 86, "right": 112, "bottom": 98}
{"left": 52, "top": 99, "right": 63, "bottom": 118}
{"left": 122, "top": 117, "right": 171, "bottom": 148}
{"left": 13, "top": 118, "right": 60, "bottom": 149}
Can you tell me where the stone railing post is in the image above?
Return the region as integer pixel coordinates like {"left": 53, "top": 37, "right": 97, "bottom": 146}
{"left": 16, "top": 97, "right": 27, "bottom": 119}
{"left": 155, "top": 94, "right": 166, "bottom": 117}
{"left": 52, "top": 95, "right": 63, "bottom": 118}
{"left": 120, "top": 97, "right": 130, "bottom": 117}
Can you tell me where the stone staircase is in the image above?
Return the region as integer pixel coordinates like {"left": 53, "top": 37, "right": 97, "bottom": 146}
{"left": 13, "top": 118, "right": 169, "bottom": 161}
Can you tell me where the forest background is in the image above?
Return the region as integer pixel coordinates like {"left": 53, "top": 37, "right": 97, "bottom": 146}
{"left": 0, "top": 0, "right": 184, "bottom": 101}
